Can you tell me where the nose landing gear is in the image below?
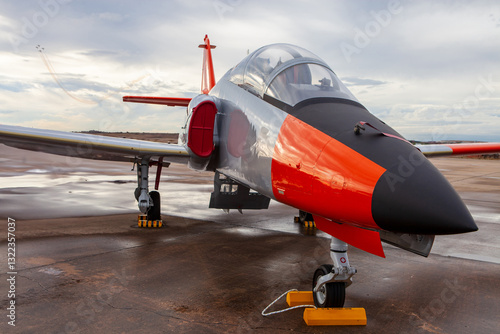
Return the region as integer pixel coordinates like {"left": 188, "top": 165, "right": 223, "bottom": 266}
{"left": 313, "top": 237, "right": 356, "bottom": 308}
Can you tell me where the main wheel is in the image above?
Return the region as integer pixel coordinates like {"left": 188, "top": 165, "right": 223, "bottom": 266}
{"left": 147, "top": 191, "right": 161, "bottom": 221}
{"left": 299, "top": 210, "right": 313, "bottom": 223}
{"left": 312, "top": 264, "right": 346, "bottom": 308}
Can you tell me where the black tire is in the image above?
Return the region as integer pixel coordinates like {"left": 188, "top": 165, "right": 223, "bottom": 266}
{"left": 312, "top": 264, "right": 346, "bottom": 308}
{"left": 147, "top": 191, "right": 161, "bottom": 221}
{"left": 299, "top": 210, "right": 313, "bottom": 223}
{"left": 134, "top": 187, "right": 141, "bottom": 201}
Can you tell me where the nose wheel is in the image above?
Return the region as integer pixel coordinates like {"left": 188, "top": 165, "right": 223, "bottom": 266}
{"left": 313, "top": 264, "right": 346, "bottom": 307}
{"left": 313, "top": 237, "right": 356, "bottom": 308}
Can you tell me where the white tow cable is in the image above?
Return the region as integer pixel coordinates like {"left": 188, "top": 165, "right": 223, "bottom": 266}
{"left": 261, "top": 289, "right": 317, "bottom": 316}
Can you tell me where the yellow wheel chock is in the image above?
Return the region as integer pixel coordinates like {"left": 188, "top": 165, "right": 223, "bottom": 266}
{"left": 138, "top": 215, "right": 162, "bottom": 228}
{"left": 294, "top": 216, "right": 317, "bottom": 229}
{"left": 286, "top": 291, "right": 366, "bottom": 326}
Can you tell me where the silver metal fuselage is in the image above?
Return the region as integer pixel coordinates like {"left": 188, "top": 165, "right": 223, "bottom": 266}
{"left": 209, "top": 79, "right": 287, "bottom": 200}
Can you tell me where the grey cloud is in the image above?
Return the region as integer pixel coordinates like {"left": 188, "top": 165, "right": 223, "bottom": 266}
{"left": 0, "top": 110, "right": 15, "bottom": 115}
{"left": 78, "top": 50, "right": 122, "bottom": 58}
{"left": 41, "top": 72, "right": 86, "bottom": 78}
{"left": 0, "top": 0, "right": 499, "bottom": 139}
{"left": 36, "top": 76, "right": 115, "bottom": 93}
{"left": 0, "top": 82, "right": 33, "bottom": 92}
{"left": 342, "top": 77, "right": 387, "bottom": 86}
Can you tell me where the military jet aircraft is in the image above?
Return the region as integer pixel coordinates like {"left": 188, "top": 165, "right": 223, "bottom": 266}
{"left": 1, "top": 35, "right": 499, "bottom": 308}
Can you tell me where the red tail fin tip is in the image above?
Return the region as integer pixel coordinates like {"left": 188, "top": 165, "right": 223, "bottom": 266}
{"left": 198, "top": 35, "right": 216, "bottom": 94}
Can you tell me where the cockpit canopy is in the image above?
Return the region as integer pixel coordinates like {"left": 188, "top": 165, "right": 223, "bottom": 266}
{"left": 224, "top": 44, "right": 358, "bottom": 106}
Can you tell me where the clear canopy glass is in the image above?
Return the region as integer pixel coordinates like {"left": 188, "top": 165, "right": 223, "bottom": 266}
{"left": 225, "top": 44, "right": 358, "bottom": 106}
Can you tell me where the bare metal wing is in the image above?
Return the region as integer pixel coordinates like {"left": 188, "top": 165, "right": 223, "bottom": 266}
{"left": 0, "top": 124, "right": 189, "bottom": 164}
{"left": 416, "top": 142, "right": 500, "bottom": 157}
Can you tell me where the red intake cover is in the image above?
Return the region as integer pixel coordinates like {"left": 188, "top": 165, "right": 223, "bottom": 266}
{"left": 187, "top": 101, "right": 218, "bottom": 158}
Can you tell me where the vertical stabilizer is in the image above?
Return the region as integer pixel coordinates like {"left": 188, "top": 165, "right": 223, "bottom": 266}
{"left": 198, "top": 35, "right": 216, "bottom": 94}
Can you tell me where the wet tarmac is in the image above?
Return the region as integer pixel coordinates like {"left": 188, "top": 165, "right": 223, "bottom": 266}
{"left": 0, "top": 145, "right": 499, "bottom": 333}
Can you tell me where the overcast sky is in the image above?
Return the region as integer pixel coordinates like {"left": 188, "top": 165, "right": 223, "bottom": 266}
{"left": 1, "top": 0, "right": 499, "bottom": 141}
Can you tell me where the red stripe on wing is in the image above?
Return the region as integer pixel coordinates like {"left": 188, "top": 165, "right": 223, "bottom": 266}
{"left": 123, "top": 96, "right": 191, "bottom": 107}
{"left": 448, "top": 143, "right": 500, "bottom": 155}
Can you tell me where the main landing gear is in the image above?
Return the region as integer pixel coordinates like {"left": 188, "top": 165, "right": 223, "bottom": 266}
{"left": 298, "top": 210, "right": 316, "bottom": 229}
{"left": 134, "top": 157, "right": 163, "bottom": 224}
{"left": 312, "top": 236, "right": 357, "bottom": 308}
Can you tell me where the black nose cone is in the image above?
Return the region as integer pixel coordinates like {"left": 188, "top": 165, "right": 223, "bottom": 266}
{"left": 372, "top": 157, "right": 477, "bottom": 235}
